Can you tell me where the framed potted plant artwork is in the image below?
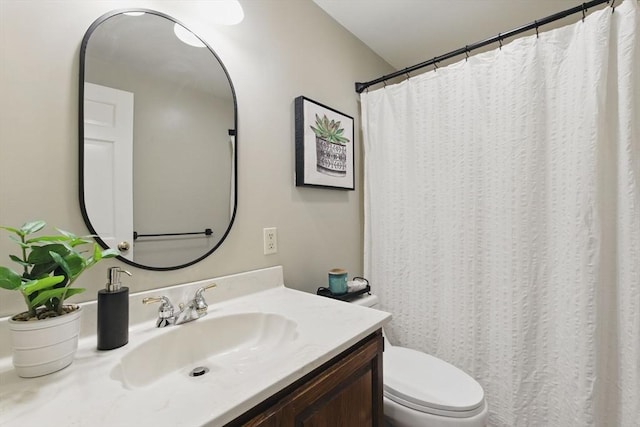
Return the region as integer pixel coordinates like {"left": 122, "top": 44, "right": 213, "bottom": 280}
{"left": 295, "top": 96, "right": 355, "bottom": 190}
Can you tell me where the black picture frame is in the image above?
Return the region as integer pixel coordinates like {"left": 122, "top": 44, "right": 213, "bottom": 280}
{"left": 295, "top": 96, "right": 355, "bottom": 190}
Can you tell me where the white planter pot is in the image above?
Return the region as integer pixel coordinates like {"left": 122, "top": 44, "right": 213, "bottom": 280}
{"left": 8, "top": 306, "right": 82, "bottom": 378}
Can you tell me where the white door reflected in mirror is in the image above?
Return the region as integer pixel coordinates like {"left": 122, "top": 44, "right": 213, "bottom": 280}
{"left": 83, "top": 83, "right": 134, "bottom": 262}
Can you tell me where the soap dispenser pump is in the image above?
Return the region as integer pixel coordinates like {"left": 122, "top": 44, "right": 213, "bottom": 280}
{"left": 97, "top": 267, "right": 132, "bottom": 350}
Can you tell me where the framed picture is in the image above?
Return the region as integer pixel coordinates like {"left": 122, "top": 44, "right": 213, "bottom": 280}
{"left": 295, "top": 96, "right": 355, "bottom": 190}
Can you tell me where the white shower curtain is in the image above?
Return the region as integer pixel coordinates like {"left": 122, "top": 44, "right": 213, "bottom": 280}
{"left": 362, "top": 1, "right": 639, "bottom": 426}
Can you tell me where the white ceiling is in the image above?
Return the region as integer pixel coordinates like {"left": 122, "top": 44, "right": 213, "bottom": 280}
{"left": 312, "top": 0, "right": 612, "bottom": 72}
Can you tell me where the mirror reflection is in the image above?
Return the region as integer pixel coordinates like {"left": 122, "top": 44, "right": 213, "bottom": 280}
{"left": 80, "top": 10, "right": 237, "bottom": 270}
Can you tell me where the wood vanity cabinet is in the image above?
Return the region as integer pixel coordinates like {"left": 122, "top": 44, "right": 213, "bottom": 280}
{"left": 226, "top": 330, "right": 384, "bottom": 427}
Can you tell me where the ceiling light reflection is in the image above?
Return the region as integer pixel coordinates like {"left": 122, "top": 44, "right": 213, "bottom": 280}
{"left": 173, "top": 23, "right": 206, "bottom": 48}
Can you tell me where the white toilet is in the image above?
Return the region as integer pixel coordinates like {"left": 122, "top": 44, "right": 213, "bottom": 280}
{"left": 351, "top": 293, "right": 488, "bottom": 427}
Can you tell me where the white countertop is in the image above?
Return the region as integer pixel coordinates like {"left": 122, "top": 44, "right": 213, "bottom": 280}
{"left": 0, "top": 266, "right": 390, "bottom": 427}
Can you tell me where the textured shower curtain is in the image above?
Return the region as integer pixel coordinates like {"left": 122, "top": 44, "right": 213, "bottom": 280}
{"left": 361, "top": 1, "right": 639, "bottom": 426}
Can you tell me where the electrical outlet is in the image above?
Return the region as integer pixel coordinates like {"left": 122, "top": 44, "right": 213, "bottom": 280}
{"left": 263, "top": 227, "right": 278, "bottom": 255}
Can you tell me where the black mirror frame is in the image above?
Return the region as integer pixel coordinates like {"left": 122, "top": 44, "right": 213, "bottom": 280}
{"left": 78, "top": 8, "right": 238, "bottom": 271}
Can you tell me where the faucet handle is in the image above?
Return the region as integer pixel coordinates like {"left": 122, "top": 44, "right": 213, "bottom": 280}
{"left": 142, "top": 296, "right": 175, "bottom": 327}
{"left": 193, "top": 283, "right": 217, "bottom": 315}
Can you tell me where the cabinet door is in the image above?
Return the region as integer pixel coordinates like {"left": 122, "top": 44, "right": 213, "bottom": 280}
{"left": 294, "top": 368, "right": 374, "bottom": 426}
{"left": 237, "top": 331, "right": 383, "bottom": 427}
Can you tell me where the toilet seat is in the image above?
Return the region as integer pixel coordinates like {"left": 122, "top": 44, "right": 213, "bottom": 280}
{"left": 383, "top": 346, "right": 485, "bottom": 418}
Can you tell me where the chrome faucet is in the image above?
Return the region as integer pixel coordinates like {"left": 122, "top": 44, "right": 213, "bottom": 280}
{"left": 142, "top": 296, "right": 176, "bottom": 328}
{"left": 142, "top": 283, "right": 217, "bottom": 328}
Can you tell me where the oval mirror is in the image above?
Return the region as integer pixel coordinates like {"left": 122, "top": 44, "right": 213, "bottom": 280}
{"left": 79, "top": 9, "right": 237, "bottom": 270}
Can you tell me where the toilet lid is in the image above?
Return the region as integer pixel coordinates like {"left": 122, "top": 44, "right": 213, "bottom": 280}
{"left": 383, "top": 346, "right": 485, "bottom": 417}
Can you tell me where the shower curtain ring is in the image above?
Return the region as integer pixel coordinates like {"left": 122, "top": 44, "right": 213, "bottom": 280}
{"left": 465, "top": 46, "right": 469, "bottom": 61}
{"left": 433, "top": 59, "right": 438, "bottom": 71}
{"left": 534, "top": 20, "right": 539, "bottom": 38}
{"left": 498, "top": 33, "right": 503, "bottom": 50}
{"left": 582, "top": 3, "right": 587, "bottom": 21}
{"left": 611, "top": 0, "right": 616, "bottom": 12}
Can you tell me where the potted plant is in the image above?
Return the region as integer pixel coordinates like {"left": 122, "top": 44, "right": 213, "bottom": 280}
{"left": 0, "top": 220, "right": 118, "bottom": 377}
{"left": 310, "top": 114, "right": 350, "bottom": 176}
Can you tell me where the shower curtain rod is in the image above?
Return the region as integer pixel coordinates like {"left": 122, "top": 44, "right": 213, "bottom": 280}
{"left": 355, "top": 0, "right": 614, "bottom": 93}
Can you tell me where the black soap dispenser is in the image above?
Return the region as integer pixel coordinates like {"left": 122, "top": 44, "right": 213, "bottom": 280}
{"left": 97, "top": 267, "right": 132, "bottom": 350}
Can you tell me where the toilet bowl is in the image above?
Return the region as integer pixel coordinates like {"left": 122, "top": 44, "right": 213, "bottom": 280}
{"left": 350, "top": 294, "right": 488, "bottom": 427}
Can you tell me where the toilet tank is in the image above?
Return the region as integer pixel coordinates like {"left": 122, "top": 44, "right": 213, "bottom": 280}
{"left": 349, "top": 294, "right": 390, "bottom": 345}
{"left": 350, "top": 294, "right": 379, "bottom": 309}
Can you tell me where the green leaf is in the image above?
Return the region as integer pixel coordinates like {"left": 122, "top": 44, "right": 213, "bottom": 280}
{"left": 101, "top": 248, "right": 119, "bottom": 258}
{"left": 29, "top": 261, "right": 59, "bottom": 279}
{"left": 311, "top": 123, "right": 327, "bottom": 138}
{"left": 29, "top": 288, "right": 68, "bottom": 308}
{"left": 91, "top": 244, "right": 102, "bottom": 264}
{"left": 27, "top": 244, "right": 70, "bottom": 278}
{"left": 25, "top": 235, "right": 71, "bottom": 244}
{"left": 68, "top": 237, "right": 93, "bottom": 248}
{"left": 55, "top": 228, "right": 76, "bottom": 239}
{"left": 20, "top": 221, "right": 46, "bottom": 236}
{"left": 55, "top": 229, "right": 94, "bottom": 248}
{"left": 0, "top": 266, "right": 22, "bottom": 290}
{"left": 21, "top": 275, "right": 66, "bottom": 296}
{"left": 9, "top": 254, "right": 29, "bottom": 267}
{"left": 27, "top": 243, "right": 69, "bottom": 265}
{"left": 50, "top": 251, "right": 85, "bottom": 279}
{"left": 66, "top": 252, "right": 86, "bottom": 277}
{"left": 0, "top": 225, "right": 22, "bottom": 235}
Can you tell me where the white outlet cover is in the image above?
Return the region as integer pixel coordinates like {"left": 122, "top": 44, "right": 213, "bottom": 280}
{"left": 263, "top": 227, "right": 278, "bottom": 255}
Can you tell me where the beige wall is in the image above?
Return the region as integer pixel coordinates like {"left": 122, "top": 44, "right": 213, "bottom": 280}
{"left": 0, "top": 0, "right": 393, "bottom": 317}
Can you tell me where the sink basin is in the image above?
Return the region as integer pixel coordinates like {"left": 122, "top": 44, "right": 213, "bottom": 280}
{"left": 116, "top": 312, "right": 298, "bottom": 388}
